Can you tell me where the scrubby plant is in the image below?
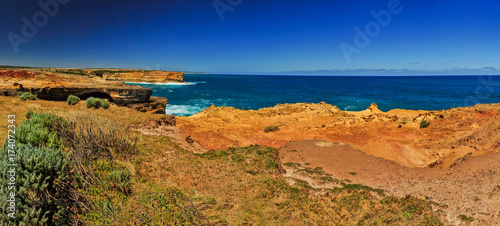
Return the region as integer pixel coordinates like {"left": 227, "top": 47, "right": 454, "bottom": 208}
{"left": 15, "top": 112, "right": 70, "bottom": 149}
{"left": 264, "top": 125, "right": 280, "bottom": 133}
{"left": 19, "top": 92, "right": 37, "bottom": 101}
{"left": 458, "top": 214, "right": 474, "bottom": 222}
{"left": 67, "top": 95, "right": 81, "bottom": 105}
{"left": 106, "top": 169, "right": 133, "bottom": 195}
{"left": 86, "top": 97, "right": 110, "bottom": 109}
{"left": 62, "top": 111, "right": 138, "bottom": 161}
{"left": 25, "top": 110, "right": 34, "bottom": 119}
{"left": 100, "top": 99, "right": 110, "bottom": 109}
{"left": 420, "top": 120, "right": 431, "bottom": 128}
{"left": 0, "top": 144, "right": 78, "bottom": 225}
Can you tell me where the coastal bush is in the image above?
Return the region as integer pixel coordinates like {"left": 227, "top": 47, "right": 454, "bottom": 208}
{"left": 25, "top": 110, "right": 34, "bottom": 119}
{"left": 15, "top": 112, "right": 70, "bottom": 149}
{"left": 420, "top": 120, "right": 431, "bottom": 128}
{"left": 0, "top": 144, "right": 78, "bottom": 225}
{"left": 85, "top": 97, "right": 110, "bottom": 109}
{"left": 67, "top": 95, "right": 81, "bottom": 105}
{"left": 264, "top": 125, "right": 280, "bottom": 133}
{"left": 19, "top": 92, "right": 36, "bottom": 101}
{"left": 106, "top": 169, "right": 133, "bottom": 195}
{"left": 458, "top": 214, "right": 474, "bottom": 222}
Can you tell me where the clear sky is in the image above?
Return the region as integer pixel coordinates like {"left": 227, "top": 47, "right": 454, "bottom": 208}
{"left": 1, "top": 0, "right": 499, "bottom": 75}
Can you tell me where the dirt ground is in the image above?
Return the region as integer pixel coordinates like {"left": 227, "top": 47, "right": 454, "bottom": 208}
{"left": 277, "top": 140, "right": 499, "bottom": 225}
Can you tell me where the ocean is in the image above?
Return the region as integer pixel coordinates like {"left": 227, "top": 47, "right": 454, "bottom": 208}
{"left": 126, "top": 74, "right": 500, "bottom": 116}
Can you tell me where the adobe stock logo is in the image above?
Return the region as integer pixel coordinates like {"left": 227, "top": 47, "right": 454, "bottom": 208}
{"left": 463, "top": 75, "right": 500, "bottom": 107}
{"left": 340, "top": 0, "right": 404, "bottom": 63}
{"left": 213, "top": 0, "right": 243, "bottom": 21}
{"left": 7, "top": 0, "right": 70, "bottom": 54}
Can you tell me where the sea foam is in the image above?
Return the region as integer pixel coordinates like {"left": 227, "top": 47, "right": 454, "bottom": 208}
{"left": 164, "top": 105, "right": 204, "bottom": 116}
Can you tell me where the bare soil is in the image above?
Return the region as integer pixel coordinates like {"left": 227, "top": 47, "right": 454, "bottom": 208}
{"left": 280, "top": 140, "right": 500, "bottom": 225}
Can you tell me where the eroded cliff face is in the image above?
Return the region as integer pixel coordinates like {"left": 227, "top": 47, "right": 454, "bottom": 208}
{"left": 177, "top": 102, "right": 500, "bottom": 168}
{"left": 98, "top": 70, "right": 184, "bottom": 83}
{"left": 0, "top": 69, "right": 153, "bottom": 105}
{"left": 39, "top": 68, "right": 185, "bottom": 83}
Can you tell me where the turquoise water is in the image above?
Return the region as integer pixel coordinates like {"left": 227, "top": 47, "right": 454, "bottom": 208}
{"left": 126, "top": 74, "right": 500, "bottom": 116}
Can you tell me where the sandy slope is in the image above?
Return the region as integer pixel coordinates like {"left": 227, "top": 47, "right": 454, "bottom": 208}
{"left": 279, "top": 140, "right": 499, "bottom": 225}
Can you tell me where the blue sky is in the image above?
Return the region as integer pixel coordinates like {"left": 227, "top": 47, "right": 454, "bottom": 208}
{"left": 1, "top": 0, "right": 499, "bottom": 75}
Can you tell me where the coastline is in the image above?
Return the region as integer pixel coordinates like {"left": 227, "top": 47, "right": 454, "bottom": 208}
{"left": 0, "top": 68, "right": 499, "bottom": 224}
{"left": 1, "top": 94, "right": 498, "bottom": 224}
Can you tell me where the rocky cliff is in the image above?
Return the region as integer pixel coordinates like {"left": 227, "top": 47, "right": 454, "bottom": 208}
{"left": 98, "top": 70, "right": 184, "bottom": 83}
{"left": 0, "top": 69, "right": 165, "bottom": 108}
{"left": 44, "top": 68, "right": 185, "bottom": 83}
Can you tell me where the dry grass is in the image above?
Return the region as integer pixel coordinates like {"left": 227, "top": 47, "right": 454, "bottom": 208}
{"left": 142, "top": 145, "right": 442, "bottom": 225}
{"left": 61, "top": 110, "right": 138, "bottom": 161}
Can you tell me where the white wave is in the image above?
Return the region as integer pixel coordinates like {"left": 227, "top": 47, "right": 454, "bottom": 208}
{"left": 164, "top": 105, "right": 204, "bottom": 116}
{"left": 343, "top": 105, "right": 356, "bottom": 111}
{"left": 125, "top": 81, "right": 194, "bottom": 85}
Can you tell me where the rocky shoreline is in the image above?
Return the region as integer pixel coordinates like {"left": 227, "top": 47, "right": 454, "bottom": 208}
{"left": 0, "top": 68, "right": 184, "bottom": 114}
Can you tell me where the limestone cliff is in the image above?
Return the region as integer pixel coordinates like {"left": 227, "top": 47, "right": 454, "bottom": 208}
{"left": 0, "top": 69, "right": 152, "bottom": 105}
{"left": 100, "top": 70, "right": 184, "bottom": 83}
{"left": 41, "top": 68, "right": 185, "bottom": 83}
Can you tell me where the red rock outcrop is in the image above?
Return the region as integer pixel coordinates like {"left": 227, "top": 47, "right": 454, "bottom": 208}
{"left": 177, "top": 102, "right": 500, "bottom": 168}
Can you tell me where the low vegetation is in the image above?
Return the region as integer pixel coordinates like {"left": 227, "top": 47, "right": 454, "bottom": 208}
{"left": 19, "top": 92, "right": 36, "bottom": 101}
{"left": 264, "top": 125, "right": 280, "bottom": 132}
{"left": 0, "top": 144, "right": 79, "bottom": 225}
{"left": 86, "top": 97, "right": 110, "bottom": 109}
{"left": 67, "top": 95, "right": 81, "bottom": 105}
{"left": 55, "top": 69, "right": 87, "bottom": 76}
{"left": 92, "top": 70, "right": 133, "bottom": 75}
{"left": 420, "top": 120, "right": 431, "bottom": 128}
{"left": 14, "top": 111, "right": 69, "bottom": 149}
{"left": 458, "top": 214, "right": 474, "bottom": 222}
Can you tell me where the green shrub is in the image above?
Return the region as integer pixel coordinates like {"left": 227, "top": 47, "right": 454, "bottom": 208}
{"left": 85, "top": 97, "right": 110, "bottom": 109}
{"left": 0, "top": 144, "right": 78, "bottom": 225}
{"left": 100, "top": 100, "right": 110, "bottom": 109}
{"left": 19, "top": 92, "right": 37, "bottom": 101}
{"left": 106, "top": 169, "right": 132, "bottom": 195}
{"left": 420, "top": 120, "right": 430, "bottom": 128}
{"left": 458, "top": 214, "right": 474, "bottom": 222}
{"left": 264, "top": 125, "right": 280, "bottom": 133}
{"left": 15, "top": 112, "right": 70, "bottom": 149}
{"left": 25, "top": 110, "right": 34, "bottom": 119}
{"left": 67, "top": 95, "right": 81, "bottom": 105}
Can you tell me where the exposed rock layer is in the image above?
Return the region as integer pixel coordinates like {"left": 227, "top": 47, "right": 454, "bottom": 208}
{"left": 127, "top": 96, "right": 169, "bottom": 114}
{"left": 0, "top": 69, "right": 180, "bottom": 107}
{"left": 177, "top": 102, "right": 500, "bottom": 168}
{"left": 49, "top": 68, "right": 184, "bottom": 83}
{"left": 100, "top": 70, "right": 184, "bottom": 83}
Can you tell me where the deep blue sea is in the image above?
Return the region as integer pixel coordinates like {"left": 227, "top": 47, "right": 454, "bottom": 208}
{"left": 126, "top": 74, "right": 500, "bottom": 116}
